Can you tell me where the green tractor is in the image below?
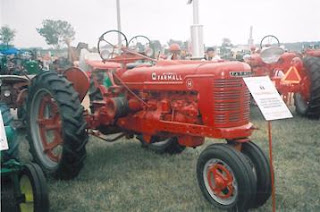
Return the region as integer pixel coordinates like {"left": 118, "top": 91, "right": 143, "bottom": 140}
{"left": 1, "top": 102, "right": 49, "bottom": 212}
{"left": 0, "top": 48, "right": 42, "bottom": 75}
{"left": 0, "top": 49, "right": 43, "bottom": 124}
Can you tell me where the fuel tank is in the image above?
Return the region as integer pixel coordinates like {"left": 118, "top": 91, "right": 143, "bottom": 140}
{"left": 120, "top": 60, "right": 251, "bottom": 91}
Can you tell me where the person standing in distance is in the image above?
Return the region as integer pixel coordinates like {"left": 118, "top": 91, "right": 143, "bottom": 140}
{"left": 206, "top": 47, "right": 221, "bottom": 61}
{"left": 168, "top": 43, "right": 181, "bottom": 60}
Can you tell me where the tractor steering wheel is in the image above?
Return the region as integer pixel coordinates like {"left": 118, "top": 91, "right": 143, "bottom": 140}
{"left": 97, "top": 30, "right": 128, "bottom": 60}
{"left": 260, "top": 35, "right": 280, "bottom": 49}
{"left": 128, "top": 35, "right": 153, "bottom": 57}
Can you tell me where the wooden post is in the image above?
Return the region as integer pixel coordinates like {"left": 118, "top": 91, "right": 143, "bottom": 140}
{"left": 268, "top": 121, "right": 276, "bottom": 212}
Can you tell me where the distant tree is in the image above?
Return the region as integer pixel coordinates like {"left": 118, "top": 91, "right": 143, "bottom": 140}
{"left": 222, "top": 38, "right": 232, "bottom": 47}
{"left": 0, "top": 25, "right": 16, "bottom": 47}
{"left": 220, "top": 38, "right": 233, "bottom": 60}
{"left": 151, "top": 40, "right": 162, "bottom": 55}
{"left": 151, "top": 40, "right": 162, "bottom": 50}
{"left": 37, "top": 19, "right": 75, "bottom": 49}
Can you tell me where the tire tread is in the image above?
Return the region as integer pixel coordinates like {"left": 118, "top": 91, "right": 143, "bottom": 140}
{"left": 26, "top": 71, "right": 88, "bottom": 180}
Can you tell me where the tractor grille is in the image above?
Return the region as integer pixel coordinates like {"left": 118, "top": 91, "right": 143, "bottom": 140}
{"left": 213, "top": 78, "right": 250, "bottom": 127}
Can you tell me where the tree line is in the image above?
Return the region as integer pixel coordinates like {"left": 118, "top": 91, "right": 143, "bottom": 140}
{"left": 1, "top": 19, "right": 75, "bottom": 49}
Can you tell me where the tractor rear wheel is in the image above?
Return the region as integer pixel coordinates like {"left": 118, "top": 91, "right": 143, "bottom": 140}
{"left": 241, "top": 141, "right": 271, "bottom": 208}
{"left": 197, "top": 144, "right": 256, "bottom": 211}
{"left": 0, "top": 102, "right": 19, "bottom": 160}
{"left": 26, "top": 71, "right": 88, "bottom": 180}
{"left": 137, "top": 135, "right": 185, "bottom": 154}
{"left": 19, "top": 163, "right": 49, "bottom": 212}
{"left": 294, "top": 56, "right": 320, "bottom": 119}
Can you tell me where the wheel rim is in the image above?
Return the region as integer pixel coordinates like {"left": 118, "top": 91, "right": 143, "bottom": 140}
{"left": 203, "top": 159, "right": 238, "bottom": 205}
{"left": 19, "top": 175, "right": 34, "bottom": 212}
{"left": 30, "top": 88, "right": 63, "bottom": 169}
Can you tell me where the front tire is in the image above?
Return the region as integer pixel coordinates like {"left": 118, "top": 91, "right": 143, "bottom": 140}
{"left": 26, "top": 71, "right": 88, "bottom": 180}
{"left": 241, "top": 141, "right": 272, "bottom": 208}
{"left": 19, "top": 163, "right": 49, "bottom": 212}
{"left": 197, "top": 144, "right": 256, "bottom": 211}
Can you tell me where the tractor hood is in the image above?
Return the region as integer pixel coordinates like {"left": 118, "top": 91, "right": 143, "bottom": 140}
{"left": 120, "top": 60, "right": 251, "bottom": 90}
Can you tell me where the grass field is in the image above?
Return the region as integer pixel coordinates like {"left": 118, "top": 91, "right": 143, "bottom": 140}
{"left": 18, "top": 106, "right": 320, "bottom": 212}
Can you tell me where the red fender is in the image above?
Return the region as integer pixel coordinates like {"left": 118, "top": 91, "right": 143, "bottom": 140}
{"left": 63, "top": 67, "right": 90, "bottom": 102}
{"left": 305, "top": 49, "right": 320, "bottom": 57}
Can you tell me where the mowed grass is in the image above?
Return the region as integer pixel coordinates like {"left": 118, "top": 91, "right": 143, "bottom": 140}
{"left": 18, "top": 106, "right": 320, "bottom": 212}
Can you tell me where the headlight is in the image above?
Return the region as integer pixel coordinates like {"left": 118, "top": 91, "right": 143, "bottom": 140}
{"left": 4, "top": 90, "right": 11, "bottom": 97}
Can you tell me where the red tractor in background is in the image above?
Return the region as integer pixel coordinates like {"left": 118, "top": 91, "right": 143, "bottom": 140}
{"left": 25, "top": 30, "right": 271, "bottom": 211}
{"left": 245, "top": 35, "right": 320, "bottom": 119}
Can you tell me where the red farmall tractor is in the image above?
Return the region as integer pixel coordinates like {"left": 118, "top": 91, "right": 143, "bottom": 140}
{"left": 245, "top": 35, "right": 320, "bottom": 119}
{"left": 25, "top": 30, "right": 271, "bottom": 211}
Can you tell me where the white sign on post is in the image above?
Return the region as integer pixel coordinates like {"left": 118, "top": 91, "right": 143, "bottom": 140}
{"left": 0, "top": 112, "right": 9, "bottom": 151}
{"left": 243, "top": 76, "right": 293, "bottom": 121}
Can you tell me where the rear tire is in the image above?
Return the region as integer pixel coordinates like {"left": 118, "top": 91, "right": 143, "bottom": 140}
{"left": 137, "top": 135, "right": 185, "bottom": 154}
{"left": 19, "top": 163, "right": 49, "bottom": 212}
{"left": 26, "top": 71, "right": 88, "bottom": 180}
{"left": 197, "top": 144, "right": 256, "bottom": 211}
{"left": 294, "top": 56, "right": 320, "bottom": 119}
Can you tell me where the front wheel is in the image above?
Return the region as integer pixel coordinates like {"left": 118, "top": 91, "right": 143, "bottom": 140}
{"left": 241, "top": 141, "right": 272, "bottom": 208}
{"left": 26, "top": 71, "right": 88, "bottom": 180}
{"left": 197, "top": 144, "right": 256, "bottom": 211}
{"left": 19, "top": 163, "right": 49, "bottom": 212}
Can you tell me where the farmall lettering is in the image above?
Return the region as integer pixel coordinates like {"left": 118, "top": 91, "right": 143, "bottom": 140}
{"left": 152, "top": 72, "right": 183, "bottom": 81}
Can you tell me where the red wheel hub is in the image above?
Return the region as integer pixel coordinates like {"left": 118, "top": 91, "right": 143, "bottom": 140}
{"left": 37, "top": 95, "right": 62, "bottom": 162}
{"left": 207, "top": 164, "right": 234, "bottom": 199}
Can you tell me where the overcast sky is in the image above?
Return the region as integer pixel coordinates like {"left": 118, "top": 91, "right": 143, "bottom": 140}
{"left": 1, "top": 0, "right": 319, "bottom": 48}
